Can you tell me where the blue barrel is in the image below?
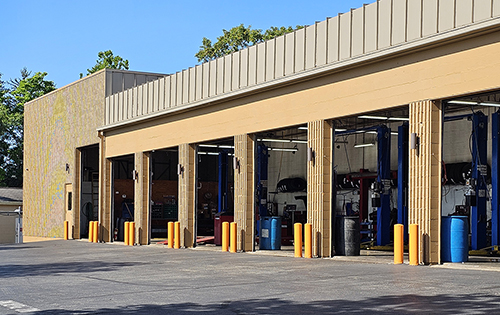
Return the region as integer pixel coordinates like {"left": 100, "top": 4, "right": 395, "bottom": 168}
{"left": 259, "top": 216, "right": 281, "bottom": 250}
{"left": 441, "top": 216, "right": 469, "bottom": 263}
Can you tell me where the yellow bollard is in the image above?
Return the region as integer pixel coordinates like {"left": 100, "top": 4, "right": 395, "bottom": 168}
{"left": 93, "top": 221, "right": 99, "bottom": 243}
{"left": 294, "top": 223, "right": 303, "bottom": 258}
{"left": 167, "top": 221, "right": 174, "bottom": 249}
{"left": 174, "top": 221, "right": 180, "bottom": 249}
{"left": 230, "top": 222, "right": 237, "bottom": 253}
{"left": 304, "top": 223, "right": 312, "bottom": 258}
{"left": 124, "top": 222, "right": 129, "bottom": 245}
{"left": 129, "top": 222, "right": 135, "bottom": 246}
{"left": 222, "top": 221, "right": 229, "bottom": 252}
{"left": 394, "top": 224, "right": 404, "bottom": 264}
{"left": 88, "top": 221, "right": 94, "bottom": 243}
{"left": 64, "top": 220, "right": 69, "bottom": 240}
{"left": 409, "top": 224, "right": 419, "bottom": 266}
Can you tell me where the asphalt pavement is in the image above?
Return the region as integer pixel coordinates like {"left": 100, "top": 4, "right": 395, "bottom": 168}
{"left": 1, "top": 239, "right": 500, "bottom": 314}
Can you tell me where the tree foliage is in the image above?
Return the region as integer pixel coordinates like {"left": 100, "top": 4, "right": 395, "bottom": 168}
{"left": 80, "top": 50, "right": 130, "bottom": 78}
{"left": 0, "top": 69, "right": 56, "bottom": 186}
{"left": 195, "top": 24, "right": 304, "bottom": 63}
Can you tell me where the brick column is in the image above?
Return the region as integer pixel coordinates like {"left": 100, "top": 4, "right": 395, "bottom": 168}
{"left": 134, "top": 152, "right": 151, "bottom": 245}
{"left": 234, "top": 134, "right": 255, "bottom": 252}
{"left": 178, "top": 144, "right": 196, "bottom": 248}
{"left": 307, "top": 120, "right": 333, "bottom": 257}
{"left": 100, "top": 157, "right": 112, "bottom": 242}
{"left": 409, "top": 100, "right": 442, "bottom": 264}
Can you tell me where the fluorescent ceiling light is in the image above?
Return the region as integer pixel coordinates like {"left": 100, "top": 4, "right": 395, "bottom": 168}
{"left": 259, "top": 138, "right": 306, "bottom": 144}
{"left": 447, "top": 100, "right": 477, "bottom": 105}
{"left": 448, "top": 100, "right": 500, "bottom": 107}
{"left": 199, "top": 144, "right": 218, "bottom": 148}
{"left": 354, "top": 143, "right": 375, "bottom": 148}
{"left": 260, "top": 138, "right": 288, "bottom": 143}
{"left": 358, "top": 115, "right": 409, "bottom": 121}
{"left": 362, "top": 131, "right": 399, "bottom": 136}
{"left": 335, "top": 128, "right": 347, "bottom": 132}
{"left": 298, "top": 126, "right": 308, "bottom": 130}
{"left": 270, "top": 148, "right": 298, "bottom": 152}
{"left": 198, "top": 144, "right": 234, "bottom": 149}
{"left": 197, "top": 152, "right": 220, "bottom": 156}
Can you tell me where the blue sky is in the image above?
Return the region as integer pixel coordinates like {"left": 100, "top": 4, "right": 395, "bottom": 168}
{"left": 1, "top": 0, "right": 367, "bottom": 88}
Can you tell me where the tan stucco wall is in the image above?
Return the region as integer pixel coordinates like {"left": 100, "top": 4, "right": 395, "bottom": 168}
{"left": 105, "top": 31, "right": 500, "bottom": 157}
{"left": 23, "top": 71, "right": 105, "bottom": 237}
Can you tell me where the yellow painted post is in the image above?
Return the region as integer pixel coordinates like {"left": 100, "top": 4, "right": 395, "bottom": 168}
{"left": 88, "top": 221, "right": 94, "bottom": 243}
{"left": 167, "top": 221, "right": 174, "bottom": 249}
{"left": 304, "top": 223, "right": 312, "bottom": 258}
{"left": 124, "top": 222, "right": 129, "bottom": 245}
{"left": 64, "top": 220, "right": 69, "bottom": 240}
{"left": 174, "top": 221, "right": 180, "bottom": 249}
{"left": 394, "top": 224, "right": 404, "bottom": 264}
{"left": 409, "top": 224, "right": 419, "bottom": 266}
{"left": 93, "top": 221, "right": 98, "bottom": 243}
{"left": 230, "top": 222, "right": 237, "bottom": 253}
{"left": 222, "top": 222, "right": 229, "bottom": 252}
{"left": 129, "top": 222, "right": 135, "bottom": 246}
{"left": 294, "top": 223, "right": 303, "bottom": 258}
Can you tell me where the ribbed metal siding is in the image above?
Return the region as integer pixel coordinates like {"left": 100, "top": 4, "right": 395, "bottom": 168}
{"left": 104, "top": 0, "right": 500, "bottom": 126}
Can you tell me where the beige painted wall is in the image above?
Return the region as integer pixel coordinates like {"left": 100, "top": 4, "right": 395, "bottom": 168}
{"left": 23, "top": 72, "right": 105, "bottom": 237}
{"left": 105, "top": 31, "right": 500, "bottom": 157}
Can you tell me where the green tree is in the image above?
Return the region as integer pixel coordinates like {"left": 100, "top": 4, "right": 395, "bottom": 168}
{"left": 80, "top": 50, "right": 130, "bottom": 78}
{"left": 0, "top": 70, "right": 56, "bottom": 186}
{"left": 195, "top": 24, "right": 304, "bottom": 63}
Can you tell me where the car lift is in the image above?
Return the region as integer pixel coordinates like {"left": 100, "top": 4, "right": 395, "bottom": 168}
{"left": 444, "top": 111, "right": 488, "bottom": 250}
{"left": 491, "top": 112, "right": 500, "bottom": 247}
{"left": 397, "top": 122, "right": 409, "bottom": 241}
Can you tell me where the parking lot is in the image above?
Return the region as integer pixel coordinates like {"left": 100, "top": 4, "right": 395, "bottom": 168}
{"left": 0, "top": 239, "right": 499, "bottom": 314}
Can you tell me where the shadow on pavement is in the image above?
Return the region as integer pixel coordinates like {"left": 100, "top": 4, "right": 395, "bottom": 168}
{"left": 0, "top": 261, "right": 146, "bottom": 278}
{"left": 32, "top": 294, "right": 500, "bottom": 314}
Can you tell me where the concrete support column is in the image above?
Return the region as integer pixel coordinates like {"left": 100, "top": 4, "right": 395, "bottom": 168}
{"left": 134, "top": 152, "right": 151, "bottom": 245}
{"left": 409, "top": 100, "right": 442, "bottom": 265}
{"left": 234, "top": 134, "right": 255, "bottom": 252}
{"left": 178, "top": 144, "right": 196, "bottom": 248}
{"left": 100, "top": 157, "right": 112, "bottom": 243}
{"left": 307, "top": 120, "right": 333, "bottom": 257}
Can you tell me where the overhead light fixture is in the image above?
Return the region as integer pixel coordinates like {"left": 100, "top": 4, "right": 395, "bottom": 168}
{"left": 448, "top": 100, "right": 500, "bottom": 107}
{"left": 335, "top": 128, "right": 347, "bottom": 132}
{"left": 358, "top": 115, "right": 409, "bottom": 121}
{"left": 269, "top": 148, "right": 298, "bottom": 152}
{"left": 198, "top": 144, "right": 234, "bottom": 149}
{"left": 298, "top": 126, "right": 308, "bottom": 130}
{"left": 354, "top": 143, "right": 375, "bottom": 148}
{"left": 259, "top": 138, "right": 307, "bottom": 144}
{"left": 199, "top": 144, "right": 218, "bottom": 148}
{"left": 365, "top": 131, "right": 399, "bottom": 136}
{"left": 197, "top": 152, "right": 220, "bottom": 156}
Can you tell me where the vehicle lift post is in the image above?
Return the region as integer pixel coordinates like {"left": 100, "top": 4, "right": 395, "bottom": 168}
{"left": 218, "top": 151, "right": 229, "bottom": 213}
{"left": 377, "top": 125, "right": 391, "bottom": 246}
{"left": 471, "top": 112, "right": 488, "bottom": 250}
{"left": 397, "top": 122, "right": 409, "bottom": 241}
{"left": 492, "top": 112, "right": 500, "bottom": 246}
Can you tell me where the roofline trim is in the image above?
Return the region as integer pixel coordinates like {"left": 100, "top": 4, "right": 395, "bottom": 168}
{"left": 99, "top": 17, "right": 500, "bottom": 133}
